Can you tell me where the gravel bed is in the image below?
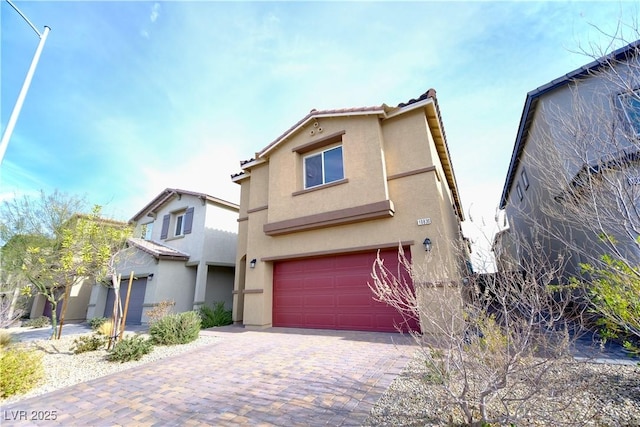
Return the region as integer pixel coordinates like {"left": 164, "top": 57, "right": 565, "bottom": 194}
{"left": 366, "top": 352, "right": 640, "bottom": 426}
{"left": 1, "top": 330, "right": 218, "bottom": 405}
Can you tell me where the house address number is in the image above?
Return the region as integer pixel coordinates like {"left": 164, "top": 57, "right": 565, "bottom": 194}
{"left": 417, "top": 218, "right": 431, "bottom": 226}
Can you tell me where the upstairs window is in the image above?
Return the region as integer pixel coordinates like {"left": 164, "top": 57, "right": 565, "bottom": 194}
{"left": 141, "top": 222, "right": 153, "bottom": 240}
{"left": 160, "top": 207, "right": 194, "bottom": 239}
{"left": 619, "top": 89, "right": 640, "bottom": 136}
{"left": 175, "top": 213, "right": 185, "bottom": 236}
{"left": 304, "top": 146, "right": 344, "bottom": 189}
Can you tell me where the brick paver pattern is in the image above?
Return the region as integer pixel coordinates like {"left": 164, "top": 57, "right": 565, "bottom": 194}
{"left": 1, "top": 327, "right": 416, "bottom": 426}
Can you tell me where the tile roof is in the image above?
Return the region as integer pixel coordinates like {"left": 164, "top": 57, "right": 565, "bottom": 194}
{"left": 127, "top": 238, "right": 190, "bottom": 261}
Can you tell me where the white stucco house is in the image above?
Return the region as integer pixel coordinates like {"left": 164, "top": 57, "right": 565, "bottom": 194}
{"left": 86, "top": 188, "right": 239, "bottom": 324}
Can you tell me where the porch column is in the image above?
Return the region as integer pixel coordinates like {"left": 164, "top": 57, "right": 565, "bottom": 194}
{"left": 193, "top": 261, "right": 208, "bottom": 310}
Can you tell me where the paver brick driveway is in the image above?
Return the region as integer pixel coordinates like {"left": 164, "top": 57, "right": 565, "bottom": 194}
{"left": 1, "top": 326, "right": 416, "bottom": 426}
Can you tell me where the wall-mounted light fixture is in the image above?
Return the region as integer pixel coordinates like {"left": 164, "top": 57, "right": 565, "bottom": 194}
{"left": 423, "top": 238, "right": 432, "bottom": 252}
{"left": 148, "top": 273, "right": 154, "bottom": 281}
{"left": 250, "top": 258, "right": 257, "bottom": 269}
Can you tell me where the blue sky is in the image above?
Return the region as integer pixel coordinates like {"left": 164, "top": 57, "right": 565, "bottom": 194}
{"left": 1, "top": 1, "right": 638, "bottom": 261}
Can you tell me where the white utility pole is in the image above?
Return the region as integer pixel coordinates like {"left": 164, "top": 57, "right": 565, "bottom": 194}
{"left": 0, "top": 0, "right": 50, "bottom": 166}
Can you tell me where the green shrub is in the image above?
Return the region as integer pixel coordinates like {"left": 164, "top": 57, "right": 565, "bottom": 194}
{"left": 89, "top": 317, "right": 108, "bottom": 331}
{"left": 0, "top": 347, "right": 43, "bottom": 398}
{"left": 106, "top": 335, "right": 153, "bottom": 363}
{"left": 199, "top": 302, "right": 232, "bottom": 328}
{"left": 150, "top": 311, "right": 201, "bottom": 345}
{"left": 23, "top": 316, "right": 50, "bottom": 328}
{"left": 72, "top": 334, "right": 107, "bottom": 354}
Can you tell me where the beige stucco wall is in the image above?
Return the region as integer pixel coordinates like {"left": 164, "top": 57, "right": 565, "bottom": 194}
{"left": 235, "top": 107, "right": 467, "bottom": 329}
{"left": 267, "top": 115, "right": 389, "bottom": 223}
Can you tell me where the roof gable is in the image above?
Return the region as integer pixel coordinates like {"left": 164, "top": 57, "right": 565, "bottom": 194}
{"left": 130, "top": 188, "right": 239, "bottom": 223}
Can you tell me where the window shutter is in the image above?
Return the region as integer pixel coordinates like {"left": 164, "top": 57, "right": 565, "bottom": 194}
{"left": 184, "top": 207, "right": 194, "bottom": 234}
{"left": 160, "top": 214, "right": 170, "bottom": 239}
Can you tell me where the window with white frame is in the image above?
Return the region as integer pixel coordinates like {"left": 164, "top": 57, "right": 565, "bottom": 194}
{"left": 174, "top": 213, "right": 185, "bottom": 236}
{"left": 141, "top": 222, "right": 153, "bottom": 240}
{"left": 619, "top": 89, "right": 640, "bottom": 136}
{"left": 304, "top": 145, "right": 344, "bottom": 188}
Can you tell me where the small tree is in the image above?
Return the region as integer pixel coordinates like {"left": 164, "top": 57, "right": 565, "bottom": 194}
{"left": 0, "top": 191, "right": 131, "bottom": 339}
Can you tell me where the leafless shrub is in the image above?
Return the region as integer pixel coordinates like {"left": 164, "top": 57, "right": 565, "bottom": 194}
{"left": 146, "top": 300, "right": 176, "bottom": 325}
{"left": 369, "top": 241, "right": 595, "bottom": 426}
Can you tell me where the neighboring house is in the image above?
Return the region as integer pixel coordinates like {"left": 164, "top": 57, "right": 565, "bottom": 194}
{"left": 231, "top": 89, "right": 469, "bottom": 333}
{"left": 496, "top": 41, "right": 640, "bottom": 280}
{"left": 86, "top": 188, "right": 239, "bottom": 324}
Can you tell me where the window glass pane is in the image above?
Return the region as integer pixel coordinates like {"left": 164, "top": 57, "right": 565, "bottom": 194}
{"left": 175, "top": 215, "right": 184, "bottom": 235}
{"left": 305, "top": 154, "right": 322, "bottom": 188}
{"left": 620, "top": 91, "right": 640, "bottom": 135}
{"left": 143, "top": 223, "right": 153, "bottom": 240}
{"left": 323, "top": 146, "right": 344, "bottom": 183}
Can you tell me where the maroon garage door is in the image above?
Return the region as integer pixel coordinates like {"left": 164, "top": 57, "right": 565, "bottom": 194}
{"left": 273, "top": 249, "right": 419, "bottom": 332}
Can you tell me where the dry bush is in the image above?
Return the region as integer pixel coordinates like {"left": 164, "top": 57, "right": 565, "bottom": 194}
{"left": 146, "top": 300, "right": 176, "bottom": 325}
{"left": 369, "top": 243, "right": 595, "bottom": 426}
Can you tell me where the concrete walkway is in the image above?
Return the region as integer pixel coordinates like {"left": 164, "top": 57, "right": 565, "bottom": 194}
{"left": 1, "top": 326, "right": 416, "bottom": 426}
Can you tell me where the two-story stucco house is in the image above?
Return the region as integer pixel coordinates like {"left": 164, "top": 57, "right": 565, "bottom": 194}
{"left": 231, "top": 89, "right": 468, "bottom": 333}
{"left": 86, "top": 188, "right": 239, "bottom": 324}
{"left": 496, "top": 41, "right": 640, "bottom": 280}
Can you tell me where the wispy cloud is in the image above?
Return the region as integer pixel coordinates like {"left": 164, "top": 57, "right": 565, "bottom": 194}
{"left": 150, "top": 3, "right": 160, "bottom": 24}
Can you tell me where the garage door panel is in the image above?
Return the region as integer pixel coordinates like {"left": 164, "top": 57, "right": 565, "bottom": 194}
{"left": 304, "top": 294, "right": 335, "bottom": 308}
{"left": 278, "top": 278, "right": 305, "bottom": 292}
{"left": 336, "top": 293, "right": 375, "bottom": 307}
{"left": 274, "top": 312, "right": 304, "bottom": 326}
{"left": 303, "top": 256, "right": 335, "bottom": 272}
{"left": 274, "top": 294, "right": 303, "bottom": 307}
{"left": 304, "top": 313, "right": 336, "bottom": 328}
{"left": 273, "top": 249, "right": 419, "bottom": 332}
{"left": 304, "top": 277, "right": 335, "bottom": 290}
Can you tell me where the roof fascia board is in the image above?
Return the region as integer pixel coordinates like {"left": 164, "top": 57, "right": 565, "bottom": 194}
{"left": 231, "top": 172, "right": 250, "bottom": 183}
{"left": 240, "top": 158, "right": 266, "bottom": 170}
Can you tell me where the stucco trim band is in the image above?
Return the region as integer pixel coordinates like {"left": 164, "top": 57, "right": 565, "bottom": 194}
{"left": 243, "top": 289, "right": 264, "bottom": 294}
{"left": 247, "top": 205, "right": 268, "bottom": 213}
{"left": 261, "top": 240, "right": 414, "bottom": 262}
{"left": 292, "top": 178, "right": 349, "bottom": 196}
{"left": 263, "top": 200, "right": 395, "bottom": 236}
{"left": 387, "top": 165, "right": 438, "bottom": 181}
